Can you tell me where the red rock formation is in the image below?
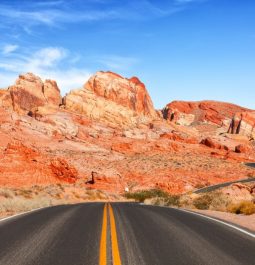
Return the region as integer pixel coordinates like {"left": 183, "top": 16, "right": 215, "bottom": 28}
{"left": 0, "top": 90, "right": 12, "bottom": 109}
{"left": 0, "top": 71, "right": 255, "bottom": 196}
{"left": 0, "top": 141, "right": 78, "bottom": 187}
{"left": 235, "top": 144, "right": 252, "bottom": 154}
{"left": 200, "top": 137, "right": 229, "bottom": 150}
{"left": 228, "top": 112, "right": 255, "bottom": 138}
{"left": 50, "top": 158, "right": 78, "bottom": 183}
{"left": 63, "top": 71, "right": 158, "bottom": 128}
{"left": 3, "top": 73, "right": 61, "bottom": 114}
{"left": 163, "top": 100, "right": 250, "bottom": 126}
{"left": 85, "top": 71, "right": 156, "bottom": 116}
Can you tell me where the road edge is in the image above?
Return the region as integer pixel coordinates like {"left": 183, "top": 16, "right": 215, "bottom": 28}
{"left": 0, "top": 206, "right": 52, "bottom": 223}
{"left": 178, "top": 208, "right": 255, "bottom": 238}
{"left": 143, "top": 204, "right": 255, "bottom": 239}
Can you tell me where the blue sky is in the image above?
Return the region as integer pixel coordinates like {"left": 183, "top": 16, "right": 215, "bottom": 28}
{"left": 0, "top": 0, "right": 254, "bottom": 109}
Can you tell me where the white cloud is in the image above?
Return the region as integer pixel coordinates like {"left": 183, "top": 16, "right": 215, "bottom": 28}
{"left": 27, "top": 47, "right": 67, "bottom": 69}
{"left": 41, "top": 69, "right": 92, "bottom": 95}
{"left": 0, "top": 46, "right": 91, "bottom": 94}
{"left": 0, "top": 46, "right": 140, "bottom": 93}
{"left": 2, "top": 44, "right": 19, "bottom": 55}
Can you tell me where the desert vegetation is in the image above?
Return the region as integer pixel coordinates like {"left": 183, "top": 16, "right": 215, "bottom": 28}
{"left": 126, "top": 182, "right": 255, "bottom": 216}
{"left": 0, "top": 184, "right": 117, "bottom": 218}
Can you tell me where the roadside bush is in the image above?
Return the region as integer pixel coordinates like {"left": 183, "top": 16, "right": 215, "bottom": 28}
{"left": 0, "top": 189, "right": 14, "bottom": 199}
{"left": 164, "top": 195, "right": 181, "bottom": 207}
{"left": 227, "top": 201, "right": 255, "bottom": 215}
{"left": 124, "top": 189, "right": 169, "bottom": 203}
{"left": 193, "top": 194, "right": 213, "bottom": 210}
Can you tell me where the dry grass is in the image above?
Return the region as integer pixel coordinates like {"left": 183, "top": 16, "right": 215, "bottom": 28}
{"left": 0, "top": 189, "right": 14, "bottom": 199}
{"left": 0, "top": 197, "right": 57, "bottom": 214}
{"left": 227, "top": 201, "right": 255, "bottom": 215}
{"left": 193, "top": 194, "right": 213, "bottom": 210}
{"left": 144, "top": 187, "right": 255, "bottom": 217}
{"left": 0, "top": 184, "right": 117, "bottom": 217}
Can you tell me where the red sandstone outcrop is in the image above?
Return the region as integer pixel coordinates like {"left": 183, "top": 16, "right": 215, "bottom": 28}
{"left": 50, "top": 158, "right": 78, "bottom": 183}
{"left": 222, "top": 183, "right": 254, "bottom": 202}
{"left": 0, "top": 71, "right": 255, "bottom": 195}
{"left": 200, "top": 137, "right": 229, "bottom": 150}
{"left": 0, "top": 141, "right": 78, "bottom": 187}
{"left": 228, "top": 112, "right": 255, "bottom": 138}
{"left": 235, "top": 144, "right": 252, "bottom": 154}
{"left": 63, "top": 71, "right": 158, "bottom": 127}
{"left": 85, "top": 72, "right": 156, "bottom": 116}
{"left": 163, "top": 100, "right": 250, "bottom": 126}
{"left": 0, "top": 90, "right": 12, "bottom": 109}
{"left": 3, "top": 73, "right": 61, "bottom": 114}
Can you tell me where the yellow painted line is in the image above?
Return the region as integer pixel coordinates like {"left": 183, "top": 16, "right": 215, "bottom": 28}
{"left": 99, "top": 203, "right": 108, "bottom": 265}
{"left": 109, "top": 204, "right": 122, "bottom": 265}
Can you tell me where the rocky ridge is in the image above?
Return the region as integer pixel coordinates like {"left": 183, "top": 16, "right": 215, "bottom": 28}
{"left": 0, "top": 71, "right": 254, "bottom": 194}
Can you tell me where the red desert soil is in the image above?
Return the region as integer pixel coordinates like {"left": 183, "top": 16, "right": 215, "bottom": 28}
{"left": 0, "top": 71, "right": 254, "bottom": 195}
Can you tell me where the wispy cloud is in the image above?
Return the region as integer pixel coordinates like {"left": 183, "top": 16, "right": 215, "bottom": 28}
{"left": 2, "top": 44, "right": 19, "bottom": 55}
{"left": 96, "top": 55, "right": 139, "bottom": 70}
{"left": 0, "top": 46, "right": 91, "bottom": 94}
{"left": 0, "top": 0, "right": 208, "bottom": 34}
{"left": 175, "top": 0, "right": 207, "bottom": 4}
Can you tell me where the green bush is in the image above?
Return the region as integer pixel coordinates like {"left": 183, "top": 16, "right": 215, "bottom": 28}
{"left": 124, "top": 189, "right": 169, "bottom": 203}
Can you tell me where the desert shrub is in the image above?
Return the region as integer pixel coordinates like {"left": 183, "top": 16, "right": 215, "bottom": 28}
{"left": 0, "top": 189, "right": 14, "bottom": 199}
{"left": 124, "top": 189, "right": 169, "bottom": 203}
{"left": 15, "top": 189, "right": 34, "bottom": 199}
{"left": 164, "top": 195, "right": 181, "bottom": 207}
{"left": 227, "top": 201, "right": 255, "bottom": 215}
{"left": 193, "top": 194, "right": 213, "bottom": 210}
{"left": 0, "top": 197, "right": 54, "bottom": 213}
{"left": 209, "top": 192, "right": 231, "bottom": 212}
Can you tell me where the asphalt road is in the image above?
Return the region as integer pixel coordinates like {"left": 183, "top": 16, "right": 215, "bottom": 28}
{"left": 0, "top": 203, "right": 254, "bottom": 265}
{"left": 246, "top": 162, "right": 255, "bottom": 168}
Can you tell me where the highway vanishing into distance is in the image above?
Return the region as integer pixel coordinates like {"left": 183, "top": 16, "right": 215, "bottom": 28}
{"left": 194, "top": 162, "right": 255, "bottom": 194}
{"left": 0, "top": 203, "right": 254, "bottom": 265}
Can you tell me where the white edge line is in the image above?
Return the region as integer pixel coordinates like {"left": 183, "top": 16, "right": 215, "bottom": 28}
{"left": 143, "top": 204, "right": 255, "bottom": 239}
{"left": 0, "top": 201, "right": 94, "bottom": 223}
{"left": 178, "top": 208, "right": 255, "bottom": 239}
{"left": 0, "top": 206, "right": 50, "bottom": 223}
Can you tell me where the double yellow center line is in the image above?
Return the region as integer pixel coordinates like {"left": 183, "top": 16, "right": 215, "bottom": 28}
{"left": 99, "top": 203, "right": 122, "bottom": 265}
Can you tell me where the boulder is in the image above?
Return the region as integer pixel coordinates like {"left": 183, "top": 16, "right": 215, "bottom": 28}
{"left": 235, "top": 144, "right": 252, "bottom": 154}
{"left": 200, "top": 137, "right": 229, "bottom": 150}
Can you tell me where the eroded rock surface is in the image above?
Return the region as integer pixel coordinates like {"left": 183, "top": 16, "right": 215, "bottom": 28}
{"left": 63, "top": 71, "right": 158, "bottom": 128}
{"left": 0, "top": 71, "right": 254, "bottom": 195}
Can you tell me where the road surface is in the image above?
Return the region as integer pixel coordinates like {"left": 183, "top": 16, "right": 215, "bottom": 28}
{"left": 0, "top": 203, "right": 254, "bottom": 265}
{"left": 246, "top": 162, "right": 255, "bottom": 168}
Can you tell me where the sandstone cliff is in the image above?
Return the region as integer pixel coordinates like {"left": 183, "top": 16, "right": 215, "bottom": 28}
{"left": 0, "top": 73, "right": 61, "bottom": 114}
{"left": 0, "top": 71, "right": 254, "bottom": 195}
{"left": 63, "top": 71, "right": 158, "bottom": 128}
